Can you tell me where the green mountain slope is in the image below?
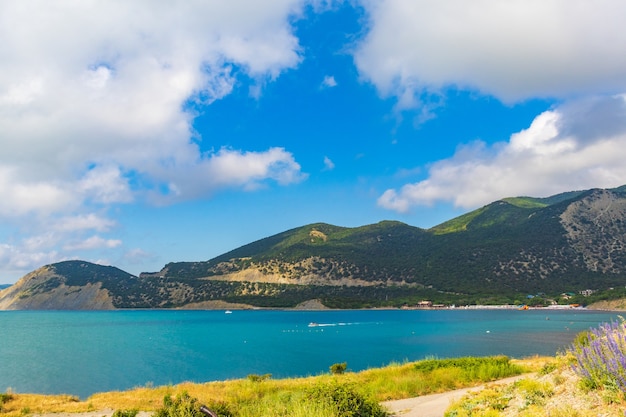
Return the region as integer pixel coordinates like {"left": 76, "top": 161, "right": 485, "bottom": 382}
{"left": 3, "top": 185, "right": 626, "bottom": 309}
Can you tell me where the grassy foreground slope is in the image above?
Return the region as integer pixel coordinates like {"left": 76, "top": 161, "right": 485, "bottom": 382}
{"left": 3, "top": 356, "right": 625, "bottom": 416}
{"left": 446, "top": 356, "right": 626, "bottom": 417}
{"left": 0, "top": 356, "right": 533, "bottom": 417}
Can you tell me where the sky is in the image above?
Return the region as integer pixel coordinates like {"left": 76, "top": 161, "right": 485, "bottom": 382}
{"left": 2, "top": 0, "right": 626, "bottom": 284}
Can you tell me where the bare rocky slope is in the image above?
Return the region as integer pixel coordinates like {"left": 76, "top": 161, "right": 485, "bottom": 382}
{"left": 0, "top": 265, "right": 115, "bottom": 310}
{"left": 2, "top": 186, "right": 626, "bottom": 310}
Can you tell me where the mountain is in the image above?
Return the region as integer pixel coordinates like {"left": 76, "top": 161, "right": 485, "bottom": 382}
{"left": 2, "top": 186, "right": 626, "bottom": 309}
{"left": 0, "top": 262, "right": 135, "bottom": 310}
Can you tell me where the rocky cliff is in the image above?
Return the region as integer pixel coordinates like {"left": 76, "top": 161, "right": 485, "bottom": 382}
{"left": 0, "top": 265, "right": 114, "bottom": 310}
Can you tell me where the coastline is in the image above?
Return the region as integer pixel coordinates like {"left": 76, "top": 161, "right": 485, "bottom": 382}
{"left": 174, "top": 297, "right": 599, "bottom": 312}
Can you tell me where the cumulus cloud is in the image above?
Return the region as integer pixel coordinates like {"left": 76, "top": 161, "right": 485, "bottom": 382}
{"left": 378, "top": 95, "right": 626, "bottom": 212}
{"left": 0, "top": 222, "right": 122, "bottom": 273}
{"left": 52, "top": 214, "right": 117, "bottom": 233}
{"left": 0, "top": 243, "right": 60, "bottom": 272}
{"left": 355, "top": 0, "right": 626, "bottom": 103}
{"left": 64, "top": 236, "right": 122, "bottom": 251}
{"left": 0, "top": 0, "right": 306, "bottom": 219}
{"left": 358, "top": 1, "right": 626, "bottom": 212}
{"left": 321, "top": 75, "right": 338, "bottom": 88}
{"left": 147, "top": 147, "right": 307, "bottom": 203}
{"left": 0, "top": 0, "right": 312, "bottom": 280}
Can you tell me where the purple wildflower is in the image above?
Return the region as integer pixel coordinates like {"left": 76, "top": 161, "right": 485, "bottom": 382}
{"left": 569, "top": 318, "right": 626, "bottom": 391}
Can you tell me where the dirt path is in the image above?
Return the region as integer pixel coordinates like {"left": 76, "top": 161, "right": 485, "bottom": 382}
{"left": 381, "top": 375, "right": 528, "bottom": 417}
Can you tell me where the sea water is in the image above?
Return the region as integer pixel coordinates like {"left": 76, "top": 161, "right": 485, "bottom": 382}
{"left": 0, "top": 309, "right": 620, "bottom": 398}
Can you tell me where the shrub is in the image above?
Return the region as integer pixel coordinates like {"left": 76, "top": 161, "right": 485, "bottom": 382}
{"left": 306, "top": 381, "right": 387, "bottom": 417}
{"left": 247, "top": 373, "right": 272, "bottom": 382}
{"left": 0, "top": 393, "right": 13, "bottom": 412}
{"left": 538, "top": 361, "right": 558, "bottom": 376}
{"left": 330, "top": 362, "right": 347, "bottom": 375}
{"left": 112, "top": 410, "right": 138, "bottom": 417}
{"left": 414, "top": 356, "right": 522, "bottom": 382}
{"left": 444, "top": 387, "right": 513, "bottom": 416}
{"left": 515, "top": 378, "right": 553, "bottom": 408}
{"left": 568, "top": 319, "right": 626, "bottom": 392}
{"left": 154, "top": 392, "right": 232, "bottom": 417}
{"left": 571, "top": 329, "right": 596, "bottom": 348}
{"left": 234, "top": 390, "right": 338, "bottom": 417}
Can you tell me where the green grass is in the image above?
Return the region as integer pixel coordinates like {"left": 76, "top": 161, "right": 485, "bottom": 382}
{"left": 501, "top": 197, "right": 548, "bottom": 209}
{"left": 430, "top": 207, "right": 489, "bottom": 235}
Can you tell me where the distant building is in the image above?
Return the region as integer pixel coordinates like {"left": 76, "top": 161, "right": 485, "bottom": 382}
{"left": 579, "top": 289, "right": 595, "bottom": 297}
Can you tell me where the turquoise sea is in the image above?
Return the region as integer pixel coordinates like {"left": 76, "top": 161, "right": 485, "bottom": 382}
{"left": 0, "top": 309, "right": 620, "bottom": 398}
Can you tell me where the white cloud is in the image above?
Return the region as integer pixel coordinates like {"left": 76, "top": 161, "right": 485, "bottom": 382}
{"left": 79, "top": 166, "right": 133, "bottom": 205}
{"left": 323, "top": 156, "right": 335, "bottom": 171}
{"left": 0, "top": 0, "right": 307, "bottom": 219}
{"left": 0, "top": 0, "right": 313, "bottom": 281}
{"left": 378, "top": 95, "right": 626, "bottom": 212}
{"left": 53, "top": 214, "right": 117, "bottom": 233}
{"left": 122, "top": 248, "right": 157, "bottom": 266}
{"left": 0, "top": 242, "right": 61, "bottom": 273}
{"left": 64, "top": 236, "right": 123, "bottom": 251}
{"left": 148, "top": 147, "right": 307, "bottom": 203}
{"left": 0, "top": 167, "right": 76, "bottom": 217}
{"left": 321, "top": 75, "right": 338, "bottom": 88}
{"left": 0, "top": 226, "right": 123, "bottom": 280}
{"left": 355, "top": 0, "right": 626, "bottom": 103}
{"left": 357, "top": 1, "right": 626, "bottom": 211}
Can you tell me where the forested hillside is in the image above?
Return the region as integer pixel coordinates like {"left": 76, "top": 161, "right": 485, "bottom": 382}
{"left": 2, "top": 186, "right": 626, "bottom": 309}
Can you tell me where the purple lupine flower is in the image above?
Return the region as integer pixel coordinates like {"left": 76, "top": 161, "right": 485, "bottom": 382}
{"left": 569, "top": 319, "right": 626, "bottom": 390}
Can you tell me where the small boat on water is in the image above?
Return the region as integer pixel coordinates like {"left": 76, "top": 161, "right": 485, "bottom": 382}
{"left": 308, "top": 322, "right": 319, "bottom": 327}
{"left": 225, "top": 310, "right": 232, "bottom": 314}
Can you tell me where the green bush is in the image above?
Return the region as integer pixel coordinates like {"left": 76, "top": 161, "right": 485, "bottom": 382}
{"left": 538, "top": 361, "right": 558, "bottom": 376}
{"left": 330, "top": 362, "right": 347, "bottom": 375}
{"left": 306, "top": 381, "right": 388, "bottom": 417}
{"left": 154, "top": 392, "right": 232, "bottom": 417}
{"left": 414, "top": 356, "right": 522, "bottom": 382}
{"left": 0, "top": 393, "right": 13, "bottom": 412}
{"left": 247, "top": 373, "right": 272, "bottom": 382}
{"left": 112, "top": 410, "right": 138, "bottom": 417}
{"left": 571, "top": 329, "right": 595, "bottom": 349}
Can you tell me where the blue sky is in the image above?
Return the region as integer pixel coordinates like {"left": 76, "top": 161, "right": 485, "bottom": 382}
{"left": 2, "top": 1, "right": 626, "bottom": 284}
